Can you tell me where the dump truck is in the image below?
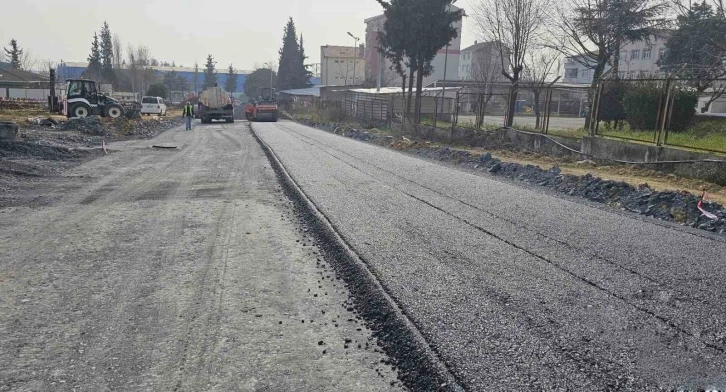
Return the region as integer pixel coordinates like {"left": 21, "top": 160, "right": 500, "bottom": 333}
{"left": 244, "top": 87, "right": 278, "bottom": 122}
{"left": 197, "top": 86, "right": 234, "bottom": 123}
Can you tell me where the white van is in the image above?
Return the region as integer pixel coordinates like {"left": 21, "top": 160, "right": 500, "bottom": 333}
{"left": 141, "top": 96, "right": 167, "bottom": 116}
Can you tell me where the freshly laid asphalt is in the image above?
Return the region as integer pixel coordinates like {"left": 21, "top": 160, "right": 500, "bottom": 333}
{"left": 253, "top": 120, "right": 726, "bottom": 391}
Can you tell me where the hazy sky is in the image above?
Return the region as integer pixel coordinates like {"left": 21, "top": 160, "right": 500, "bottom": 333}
{"left": 2, "top": 0, "right": 477, "bottom": 72}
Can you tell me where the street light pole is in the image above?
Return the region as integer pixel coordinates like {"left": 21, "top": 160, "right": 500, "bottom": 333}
{"left": 441, "top": 43, "right": 449, "bottom": 118}
{"left": 376, "top": 29, "right": 382, "bottom": 92}
{"left": 347, "top": 32, "right": 360, "bottom": 86}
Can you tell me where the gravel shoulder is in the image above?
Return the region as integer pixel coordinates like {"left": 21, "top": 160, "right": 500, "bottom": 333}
{"left": 0, "top": 121, "right": 400, "bottom": 391}
{"left": 1, "top": 116, "right": 184, "bottom": 208}
{"left": 253, "top": 120, "right": 726, "bottom": 391}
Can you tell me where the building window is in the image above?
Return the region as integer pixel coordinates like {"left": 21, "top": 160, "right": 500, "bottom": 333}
{"left": 659, "top": 48, "right": 666, "bottom": 60}
{"left": 628, "top": 70, "right": 637, "bottom": 79}
{"left": 643, "top": 48, "right": 651, "bottom": 60}
{"left": 620, "top": 51, "right": 627, "bottom": 62}
{"left": 565, "top": 68, "right": 578, "bottom": 79}
{"left": 631, "top": 50, "right": 640, "bottom": 60}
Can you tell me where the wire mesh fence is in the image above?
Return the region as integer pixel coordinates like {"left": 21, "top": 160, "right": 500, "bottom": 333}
{"left": 447, "top": 85, "right": 589, "bottom": 138}
{"left": 589, "top": 76, "right": 726, "bottom": 154}
{"left": 279, "top": 94, "right": 393, "bottom": 128}
{"left": 277, "top": 78, "right": 725, "bottom": 154}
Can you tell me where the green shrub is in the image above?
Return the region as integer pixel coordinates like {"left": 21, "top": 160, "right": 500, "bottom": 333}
{"left": 622, "top": 82, "right": 660, "bottom": 130}
{"left": 669, "top": 89, "right": 699, "bottom": 131}
{"left": 599, "top": 81, "right": 626, "bottom": 123}
{"left": 621, "top": 81, "right": 697, "bottom": 131}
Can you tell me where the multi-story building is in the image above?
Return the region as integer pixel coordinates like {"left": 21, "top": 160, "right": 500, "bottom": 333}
{"left": 320, "top": 45, "right": 366, "bottom": 86}
{"left": 364, "top": 5, "right": 463, "bottom": 86}
{"left": 562, "top": 31, "right": 672, "bottom": 84}
{"left": 458, "top": 41, "right": 510, "bottom": 81}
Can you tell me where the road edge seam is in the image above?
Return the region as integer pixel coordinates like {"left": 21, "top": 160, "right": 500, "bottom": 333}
{"left": 250, "top": 123, "right": 466, "bottom": 392}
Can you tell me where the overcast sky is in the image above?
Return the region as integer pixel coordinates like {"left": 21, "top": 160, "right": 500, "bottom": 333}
{"left": 2, "top": 0, "right": 478, "bottom": 72}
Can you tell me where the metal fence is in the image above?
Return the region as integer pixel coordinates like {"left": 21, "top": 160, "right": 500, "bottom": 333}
{"left": 279, "top": 94, "right": 393, "bottom": 127}
{"left": 589, "top": 76, "right": 726, "bottom": 154}
{"left": 279, "top": 79, "right": 726, "bottom": 155}
{"left": 448, "top": 85, "right": 590, "bottom": 136}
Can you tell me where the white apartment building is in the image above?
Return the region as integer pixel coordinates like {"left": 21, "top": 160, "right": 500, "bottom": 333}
{"left": 320, "top": 45, "right": 366, "bottom": 86}
{"left": 364, "top": 5, "right": 463, "bottom": 86}
{"left": 458, "top": 41, "right": 510, "bottom": 81}
{"left": 563, "top": 31, "right": 672, "bottom": 84}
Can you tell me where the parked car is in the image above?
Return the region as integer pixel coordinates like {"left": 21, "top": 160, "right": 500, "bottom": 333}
{"left": 141, "top": 96, "right": 167, "bottom": 116}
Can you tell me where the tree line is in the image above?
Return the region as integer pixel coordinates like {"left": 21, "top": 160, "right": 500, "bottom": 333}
{"left": 79, "top": 22, "right": 244, "bottom": 99}
{"left": 373, "top": 0, "right": 726, "bottom": 126}
{"left": 243, "top": 18, "right": 312, "bottom": 99}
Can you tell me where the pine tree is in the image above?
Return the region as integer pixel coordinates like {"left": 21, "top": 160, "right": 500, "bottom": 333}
{"left": 225, "top": 64, "right": 238, "bottom": 92}
{"left": 277, "top": 18, "right": 307, "bottom": 90}
{"left": 100, "top": 22, "right": 115, "bottom": 83}
{"left": 86, "top": 33, "right": 102, "bottom": 80}
{"left": 3, "top": 39, "right": 22, "bottom": 69}
{"left": 203, "top": 54, "right": 217, "bottom": 88}
{"left": 299, "top": 34, "right": 312, "bottom": 87}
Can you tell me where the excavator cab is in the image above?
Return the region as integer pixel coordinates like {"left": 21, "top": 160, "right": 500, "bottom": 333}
{"left": 63, "top": 78, "right": 124, "bottom": 119}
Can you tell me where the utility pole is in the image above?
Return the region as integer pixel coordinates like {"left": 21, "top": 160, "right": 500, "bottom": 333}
{"left": 440, "top": 43, "right": 449, "bottom": 118}
{"left": 269, "top": 62, "right": 274, "bottom": 89}
{"left": 347, "top": 32, "right": 360, "bottom": 86}
{"left": 376, "top": 29, "right": 382, "bottom": 92}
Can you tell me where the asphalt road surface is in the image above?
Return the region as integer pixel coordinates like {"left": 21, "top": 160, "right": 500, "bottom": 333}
{"left": 253, "top": 120, "right": 726, "bottom": 391}
{"left": 0, "top": 123, "right": 401, "bottom": 391}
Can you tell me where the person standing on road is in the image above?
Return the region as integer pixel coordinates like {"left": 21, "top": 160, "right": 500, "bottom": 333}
{"left": 182, "top": 102, "right": 195, "bottom": 131}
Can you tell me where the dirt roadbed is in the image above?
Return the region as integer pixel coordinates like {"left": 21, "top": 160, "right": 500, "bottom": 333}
{"left": 0, "top": 122, "right": 402, "bottom": 391}
{"left": 0, "top": 116, "right": 183, "bottom": 208}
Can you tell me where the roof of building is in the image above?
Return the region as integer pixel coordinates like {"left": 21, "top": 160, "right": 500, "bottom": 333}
{"left": 321, "top": 46, "right": 364, "bottom": 59}
{"left": 461, "top": 41, "right": 497, "bottom": 53}
{"left": 279, "top": 87, "right": 321, "bottom": 97}
{"left": 348, "top": 86, "right": 462, "bottom": 95}
{"left": 60, "top": 61, "right": 252, "bottom": 74}
{"left": 0, "top": 67, "right": 49, "bottom": 83}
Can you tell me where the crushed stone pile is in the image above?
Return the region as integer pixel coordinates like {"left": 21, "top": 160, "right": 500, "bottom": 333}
{"left": 60, "top": 116, "right": 183, "bottom": 138}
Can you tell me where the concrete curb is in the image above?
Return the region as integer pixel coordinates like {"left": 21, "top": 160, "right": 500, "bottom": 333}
{"left": 249, "top": 123, "right": 466, "bottom": 392}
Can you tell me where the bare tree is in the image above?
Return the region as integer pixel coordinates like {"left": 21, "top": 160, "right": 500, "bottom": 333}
{"left": 112, "top": 34, "right": 123, "bottom": 69}
{"left": 473, "top": 0, "right": 550, "bottom": 127}
{"left": 523, "top": 49, "right": 562, "bottom": 129}
{"left": 470, "top": 48, "right": 504, "bottom": 127}
{"left": 127, "top": 44, "right": 139, "bottom": 95}
{"left": 193, "top": 61, "right": 199, "bottom": 94}
{"left": 126, "top": 44, "right": 154, "bottom": 95}
{"left": 19, "top": 49, "right": 37, "bottom": 72}
{"left": 33, "top": 59, "right": 56, "bottom": 77}
{"left": 549, "top": 0, "right": 667, "bottom": 86}
{"left": 334, "top": 60, "right": 353, "bottom": 86}
{"left": 362, "top": 64, "right": 399, "bottom": 88}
